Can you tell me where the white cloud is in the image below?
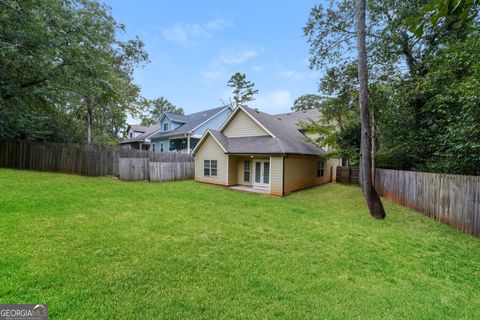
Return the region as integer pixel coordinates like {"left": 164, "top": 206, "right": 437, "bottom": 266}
{"left": 201, "top": 46, "right": 259, "bottom": 84}
{"left": 252, "top": 90, "right": 292, "bottom": 113}
{"left": 162, "top": 18, "right": 233, "bottom": 46}
{"left": 252, "top": 65, "right": 264, "bottom": 72}
{"left": 278, "top": 70, "right": 304, "bottom": 81}
{"left": 218, "top": 48, "right": 258, "bottom": 65}
{"left": 205, "top": 18, "right": 233, "bottom": 31}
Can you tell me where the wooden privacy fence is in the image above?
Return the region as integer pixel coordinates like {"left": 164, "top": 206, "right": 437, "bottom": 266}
{"left": 118, "top": 149, "right": 194, "bottom": 181}
{"left": 336, "top": 166, "right": 360, "bottom": 184}
{"left": 375, "top": 169, "right": 480, "bottom": 237}
{"left": 0, "top": 140, "right": 195, "bottom": 182}
{"left": 0, "top": 140, "right": 119, "bottom": 176}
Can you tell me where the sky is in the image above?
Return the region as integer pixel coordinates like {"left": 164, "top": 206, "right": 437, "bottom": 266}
{"left": 105, "top": 0, "right": 325, "bottom": 119}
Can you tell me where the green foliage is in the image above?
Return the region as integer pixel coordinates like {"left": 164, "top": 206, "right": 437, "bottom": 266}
{"left": 227, "top": 72, "right": 259, "bottom": 108}
{"left": 336, "top": 121, "right": 361, "bottom": 165}
{"left": 406, "top": 0, "right": 479, "bottom": 36}
{"left": 141, "top": 97, "right": 184, "bottom": 126}
{"left": 0, "top": 0, "right": 148, "bottom": 145}
{"left": 304, "top": 0, "right": 480, "bottom": 175}
{"left": 292, "top": 94, "right": 323, "bottom": 111}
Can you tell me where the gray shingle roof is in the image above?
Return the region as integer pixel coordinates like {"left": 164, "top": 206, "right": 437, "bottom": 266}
{"left": 128, "top": 124, "right": 149, "bottom": 133}
{"left": 275, "top": 109, "right": 322, "bottom": 127}
{"left": 120, "top": 124, "right": 161, "bottom": 144}
{"left": 164, "top": 112, "right": 188, "bottom": 123}
{"left": 149, "top": 105, "right": 230, "bottom": 139}
{"left": 201, "top": 107, "right": 325, "bottom": 155}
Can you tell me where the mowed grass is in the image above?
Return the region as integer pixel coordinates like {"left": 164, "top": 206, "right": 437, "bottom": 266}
{"left": 0, "top": 169, "right": 479, "bottom": 319}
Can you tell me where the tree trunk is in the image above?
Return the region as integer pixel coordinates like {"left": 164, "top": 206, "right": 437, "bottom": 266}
{"left": 357, "top": 0, "right": 385, "bottom": 219}
{"left": 371, "top": 107, "right": 376, "bottom": 186}
{"left": 86, "top": 106, "right": 92, "bottom": 144}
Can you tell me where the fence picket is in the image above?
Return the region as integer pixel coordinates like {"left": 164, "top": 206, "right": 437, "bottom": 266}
{"left": 337, "top": 166, "right": 480, "bottom": 238}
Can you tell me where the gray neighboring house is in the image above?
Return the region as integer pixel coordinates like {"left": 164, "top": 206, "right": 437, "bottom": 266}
{"left": 120, "top": 124, "right": 160, "bottom": 150}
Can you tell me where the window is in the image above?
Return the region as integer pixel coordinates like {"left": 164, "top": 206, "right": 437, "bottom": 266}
{"left": 163, "top": 122, "right": 169, "bottom": 131}
{"left": 211, "top": 160, "right": 217, "bottom": 176}
{"left": 160, "top": 142, "right": 164, "bottom": 152}
{"left": 317, "top": 160, "right": 324, "bottom": 177}
{"left": 204, "top": 160, "right": 218, "bottom": 177}
{"left": 244, "top": 160, "right": 250, "bottom": 182}
{"left": 129, "top": 132, "right": 133, "bottom": 138}
{"left": 204, "top": 160, "right": 210, "bottom": 176}
{"left": 152, "top": 143, "right": 156, "bottom": 152}
{"left": 341, "top": 158, "right": 348, "bottom": 167}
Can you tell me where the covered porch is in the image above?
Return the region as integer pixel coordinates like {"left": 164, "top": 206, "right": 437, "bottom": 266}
{"left": 169, "top": 136, "right": 200, "bottom": 153}
{"left": 226, "top": 154, "right": 283, "bottom": 196}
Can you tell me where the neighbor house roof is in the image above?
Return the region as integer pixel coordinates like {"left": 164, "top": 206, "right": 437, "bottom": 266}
{"left": 194, "top": 106, "right": 325, "bottom": 155}
{"left": 149, "top": 105, "right": 231, "bottom": 139}
{"left": 120, "top": 124, "right": 161, "bottom": 144}
{"left": 128, "top": 124, "right": 150, "bottom": 133}
{"left": 275, "top": 109, "right": 322, "bottom": 127}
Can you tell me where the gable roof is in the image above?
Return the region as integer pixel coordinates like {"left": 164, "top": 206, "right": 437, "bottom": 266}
{"left": 193, "top": 107, "right": 325, "bottom": 155}
{"left": 120, "top": 123, "right": 161, "bottom": 144}
{"left": 163, "top": 112, "right": 188, "bottom": 123}
{"left": 275, "top": 109, "right": 322, "bottom": 127}
{"left": 128, "top": 124, "right": 149, "bottom": 133}
{"left": 149, "top": 105, "right": 231, "bottom": 139}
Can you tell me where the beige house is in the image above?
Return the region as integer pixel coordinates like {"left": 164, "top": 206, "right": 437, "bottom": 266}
{"left": 192, "top": 106, "right": 340, "bottom": 196}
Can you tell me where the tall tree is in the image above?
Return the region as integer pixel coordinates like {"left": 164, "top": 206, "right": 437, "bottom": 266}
{"left": 141, "top": 97, "right": 184, "bottom": 126}
{"left": 227, "top": 72, "right": 259, "bottom": 108}
{"left": 357, "top": 0, "right": 386, "bottom": 219}
{"left": 292, "top": 94, "right": 323, "bottom": 111}
{"left": 0, "top": 0, "right": 148, "bottom": 145}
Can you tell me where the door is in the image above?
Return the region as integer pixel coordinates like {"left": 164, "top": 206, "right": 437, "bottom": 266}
{"left": 253, "top": 160, "right": 270, "bottom": 188}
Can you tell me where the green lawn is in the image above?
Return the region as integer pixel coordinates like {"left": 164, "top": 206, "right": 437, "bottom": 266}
{"left": 0, "top": 169, "right": 479, "bottom": 319}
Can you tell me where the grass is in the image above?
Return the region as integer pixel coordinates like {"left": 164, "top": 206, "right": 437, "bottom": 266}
{"left": 0, "top": 169, "right": 479, "bottom": 319}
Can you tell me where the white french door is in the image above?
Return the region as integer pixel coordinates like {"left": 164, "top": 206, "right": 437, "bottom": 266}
{"left": 253, "top": 160, "right": 270, "bottom": 188}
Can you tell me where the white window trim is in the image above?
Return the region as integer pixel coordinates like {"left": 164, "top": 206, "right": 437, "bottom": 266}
{"left": 204, "top": 160, "right": 217, "bottom": 177}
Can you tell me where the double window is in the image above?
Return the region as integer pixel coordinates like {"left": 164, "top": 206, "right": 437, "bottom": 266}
{"left": 163, "top": 123, "right": 169, "bottom": 131}
{"left": 317, "top": 160, "right": 324, "bottom": 177}
{"left": 204, "top": 160, "right": 217, "bottom": 177}
{"left": 244, "top": 160, "right": 250, "bottom": 182}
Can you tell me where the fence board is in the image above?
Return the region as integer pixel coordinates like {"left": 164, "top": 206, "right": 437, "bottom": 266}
{"left": 374, "top": 168, "right": 480, "bottom": 238}
{"left": 149, "top": 162, "right": 194, "bottom": 181}
{"left": 0, "top": 140, "right": 119, "bottom": 176}
{"left": 0, "top": 140, "right": 195, "bottom": 183}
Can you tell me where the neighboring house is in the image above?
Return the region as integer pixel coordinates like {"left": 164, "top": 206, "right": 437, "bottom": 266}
{"left": 192, "top": 106, "right": 341, "bottom": 196}
{"left": 148, "top": 105, "right": 233, "bottom": 153}
{"left": 120, "top": 124, "right": 160, "bottom": 150}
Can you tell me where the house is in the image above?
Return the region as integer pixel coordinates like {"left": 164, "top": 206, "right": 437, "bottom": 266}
{"left": 192, "top": 106, "right": 341, "bottom": 196}
{"left": 148, "top": 105, "right": 233, "bottom": 153}
{"left": 120, "top": 124, "right": 160, "bottom": 150}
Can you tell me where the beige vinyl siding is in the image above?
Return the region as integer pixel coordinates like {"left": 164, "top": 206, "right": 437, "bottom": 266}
{"left": 223, "top": 110, "right": 269, "bottom": 137}
{"left": 270, "top": 156, "right": 283, "bottom": 196}
{"left": 227, "top": 156, "right": 238, "bottom": 186}
{"left": 284, "top": 155, "right": 334, "bottom": 194}
{"left": 236, "top": 157, "right": 253, "bottom": 186}
{"left": 194, "top": 135, "right": 228, "bottom": 185}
